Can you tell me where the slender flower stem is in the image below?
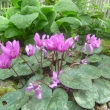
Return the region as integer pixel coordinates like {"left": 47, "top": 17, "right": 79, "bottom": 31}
{"left": 19, "top": 54, "right": 36, "bottom": 75}
{"left": 50, "top": 51, "right": 54, "bottom": 70}
{"left": 56, "top": 52, "right": 59, "bottom": 73}
{"left": 11, "top": 66, "right": 24, "bottom": 87}
{"left": 60, "top": 53, "right": 64, "bottom": 70}
{"left": 40, "top": 50, "right": 42, "bottom": 68}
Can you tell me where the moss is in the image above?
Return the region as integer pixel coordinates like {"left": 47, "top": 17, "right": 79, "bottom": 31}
{"left": 101, "top": 40, "right": 110, "bottom": 56}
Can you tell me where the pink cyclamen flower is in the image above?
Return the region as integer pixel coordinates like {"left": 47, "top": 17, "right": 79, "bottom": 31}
{"left": 26, "top": 83, "right": 42, "bottom": 99}
{"left": 1, "top": 40, "right": 20, "bottom": 59}
{"left": 25, "top": 44, "right": 36, "bottom": 56}
{"left": 0, "top": 53, "right": 12, "bottom": 69}
{"left": 49, "top": 71, "right": 62, "bottom": 88}
{"left": 34, "top": 33, "right": 46, "bottom": 47}
{"left": 84, "top": 34, "right": 101, "bottom": 52}
{"left": 80, "top": 59, "right": 87, "bottom": 64}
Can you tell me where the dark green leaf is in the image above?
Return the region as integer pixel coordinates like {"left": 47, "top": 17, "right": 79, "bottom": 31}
{"left": 4, "top": 27, "right": 22, "bottom": 38}
{"left": 10, "top": 13, "right": 39, "bottom": 29}
{"left": 0, "top": 16, "right": 10, "bottom": 31}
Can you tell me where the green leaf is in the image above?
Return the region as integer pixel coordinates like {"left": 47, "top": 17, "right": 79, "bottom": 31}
{"left": 79, "top": 65, "right": 101, "bottom": 79}
{"left": 11, "top": 0, "right": 22, "bottom": 8}
{"left": 54, "top": 0, "right": 79, "bottom": 14}
{"left": 98, "top": 56, "right": 110, "bottom": 78}
{"left": 6, "top": 7, "right": 20, "bottom": 19}
{"left": 0, "top": 90, "right": 29, "bottom": 110}
{"left": 0, "top": 16, "right": 10, "bottom": 31}
{"left": 50, "top": 21, "right": 60, "bottom": 34}
{"left": 4, "top": 27, "right": 22, "bottom": 38}
{"left": 56, "top": 17, "right": 82, "bottom": 29}
{"left": 22, "top": 88, "right": 68, "bottom": 110}
{"left": 59, "top": 68, "right": 92, "bottom": 90}
{"left": 79, "top": 15, "right": 91, "bottom": 25}
{"left": 41, "top": 5, "right": 54, "bottom": 15}
{"left": 21, "top": 6, "right": 46, "bottom": 20}
{"left": 0, "top": 69, "right": 14, "bottom": 80}
{"left": 13, "top": 55, "right": 39, "bottom": 76}
{"left": 94, "top": 78, "right": 110, "bottom": 104}
{"left": 10, "top": 13, "right": 39, "bottom": 29}
{"left": 87, "top": 54, "right": 102, "bottom": 63}
{"left": 21, "top": 0, "right": 40, "bottom": 9}
{"left": 73, "top": 86, "right": 98, "bottom": 109}
{"left": 67, "top": 101, "right": 95, "bottom": 110}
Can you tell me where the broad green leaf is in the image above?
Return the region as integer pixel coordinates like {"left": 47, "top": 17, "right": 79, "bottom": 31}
{"left": 0, "top": 90, "right": 29, "bottom": 110}
{"left": 54, "top": 0, "right": 79, "bottom": 14}
{"left": 4, "top": 27, "right": 22, "bottom": 38}
{"left": 41, "top": 5, "right": 54, "bottom": 15}
{"left": 79, "top": 15, "right": 91, "bottom": 25}
{"left": 56, "top": 17, "right": 82, "bottom": 28}
{"left": 0, "top": 69, "right": 14, "bottom": 80}
{"left": 0, "top": 16, "right": 10, "bottom": 31}
{"left": 22, "top": 88, "right": 68, "bottom": 110}
{"left": 50, "top": 21, "right": 60, "bottom": 34}
{"left": 67, "top": 101, "right": 95, "bottom": 110}
{"left": 21, "top": 6, "right": 47, "bottom": 20}
{"left": 98, "top": 56, "right": 110, "bottom": 78}
{"left": 94, "top": 78, "right": 110, "bottom": 104}
{"left": 6, "top": 7, "right": 20, "bottom": 19}
{"left": 87, "top": 54, "right": 102, "bottom": 63}
{"left": 33, "top": 20, "right": 48, "bottom": 32}
{"left": 59, "top": 68, "right": 92, "bottom": 90}
{"left": 73, "top": 86, "right": 98, "bottom": 109}
{"left": 44, "top": 11, "right": 57, "bottom": 33}
{"left": 79, "top": 65, "right": 101, "bottom": 79}
{"left": 21, "top": 0, "right": 40, "bottom": 9}
{"left": 10, "top": 13, "right": 39, "bottom": 29}
{"left": 13, "top": 55, "right": 39, "bottom": 76}
{"left": 11, "top": 0, "right": 22, "bottom": 8}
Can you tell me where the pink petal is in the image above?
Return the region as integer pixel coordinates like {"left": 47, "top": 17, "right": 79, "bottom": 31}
{"left": 35, "top": 86, "right": 42, "bottom": 99}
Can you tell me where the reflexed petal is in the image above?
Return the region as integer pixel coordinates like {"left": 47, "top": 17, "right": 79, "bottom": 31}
{"left": 86, "top": 34, "right": 91, "bottom": 41}
{"left": 83, "top": 43, "right": 87, "bottom": 51}
{"left": 81, "top": 59, "right": 87, "bottom": 64}
{"left": 25, "top": 86, "right": 34, "bottom": 92}
{"left": 49, "top": 81, "right": 58, "bottom": 88}
{"left": 52, "top": 71, "right": 58, "bottom": 80}
{"left": 6, "top": 41, "right": 12, "bottom": 50}
{"left": 88, "top": 44, "right": 93, "bottom": 52}
{"left": 14, "top": 41, "right": 20, "bottom": 56}
{"left": 35, "top": 86, "right": 42, "bottom": 99}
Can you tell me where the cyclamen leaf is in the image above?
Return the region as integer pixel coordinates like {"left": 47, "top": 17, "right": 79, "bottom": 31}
{"left": 10, "top": 13, "right": 39, "bottom": 29}
{"left": 94, "top": 78, "right": 110, "bottom": 104}
{"left": 59, "top": 68, "right": 92, "bottom": 90}
{"left": 0, "top": 90, "right": 29, "bottom": 110}
{"left": 22, "top": 88, "right": 68, "bottom": 110}
{"left": 73, "top": 86, "right": 98, "bottom": 109}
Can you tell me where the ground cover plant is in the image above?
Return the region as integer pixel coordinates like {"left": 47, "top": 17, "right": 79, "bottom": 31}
{"left": 0, "top": 0, "right": 110, "bottom": 110}
{"left": 0, "top": 32, "right": 110, "bottom": 110}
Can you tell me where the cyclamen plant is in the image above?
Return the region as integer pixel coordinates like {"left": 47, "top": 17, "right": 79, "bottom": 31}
{"left": 1, "top": 33, "right": 108, "bottom": 110}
